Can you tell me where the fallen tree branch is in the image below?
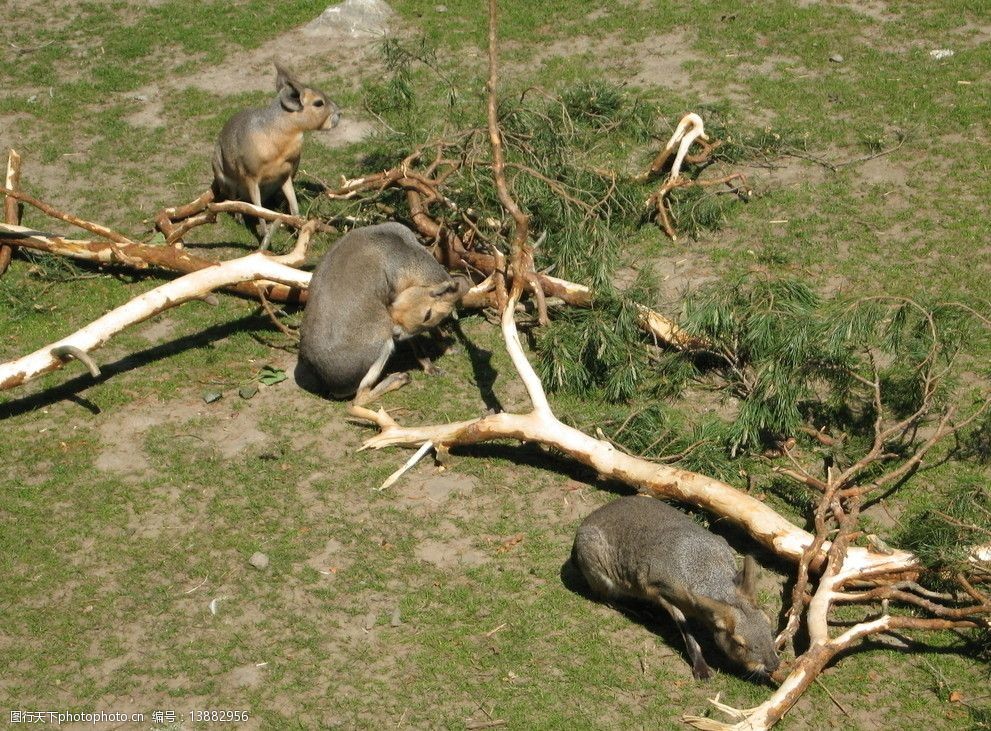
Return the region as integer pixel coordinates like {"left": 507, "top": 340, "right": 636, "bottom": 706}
{"left": 160, "top": 198, "right": 338, "bottom": 245}
{"left": 153, "top": 188, "right": 215, "bottom": 241}
{"left": 685, "top": 330, "right": 991, "bottom": 729}
{"left": 324, "top": 154, "right": 698, "bottom": 347}
{"left": 356, "top": 404, "right": 919, "bottom": 572}
{"left": 2, "top": 216, "right": 695, "bottom": 353}
{"left": 637, "top": 112, "right": 710, "bottom": 184}
{"left": 0, "top": 232, "right": 313, "bottom": 390}
{"left": 0, "top": 222, "right": 308, "bottom": 304}
{"left": 0, "top": 184, "right": 136, "bottom": 246}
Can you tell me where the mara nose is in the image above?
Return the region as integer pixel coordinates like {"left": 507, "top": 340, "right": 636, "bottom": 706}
{"left": 323, "top": 110, "right": 341, "bottom": 130}
{"left": 764, "top": 653, "right": 780, "bottom": 674}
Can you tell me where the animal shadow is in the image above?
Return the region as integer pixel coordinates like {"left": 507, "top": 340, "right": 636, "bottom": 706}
{"left": 560, "top": 555, "right": 747, "bottom": 680}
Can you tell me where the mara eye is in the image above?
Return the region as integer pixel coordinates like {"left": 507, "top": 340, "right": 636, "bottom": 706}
{"left": 314, "top": 99, "right": 325, "bottom": 108}
{"left": 422, "top": 308, "right": 433, "bottom": 323}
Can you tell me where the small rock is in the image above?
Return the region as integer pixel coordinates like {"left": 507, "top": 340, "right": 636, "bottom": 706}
{"left": 390, "top": 607, "right": 402, "bottom": 627}
{"left": 238, "top": 385, "right": 258, "bottom": 400}
{"left": 249, "top": 552, "right": 270, "bottom": 570}
{"left": 828, "top": 54, "right": 844, "bottom": 63}
{"left": 203, "top": 391, "right": 223, "bottom": 404}
{"left": 363, "top": 611, "right": 378, "bottom": 630}
{"left": 303, "top": 0, "right": 395, "bottom": 38}
{"left": 929, "top": 48, "right": 954, "bottom": 60}
{"left": 435, "top": 4, "right": 447, "bottom": 11}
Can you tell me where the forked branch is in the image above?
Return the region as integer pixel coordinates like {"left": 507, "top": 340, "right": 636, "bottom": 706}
{"left": 638, "top": 116, "right": 752, "bottom": 241}
{"left": 688, "top": 319, "right": 991, "bottom": 730}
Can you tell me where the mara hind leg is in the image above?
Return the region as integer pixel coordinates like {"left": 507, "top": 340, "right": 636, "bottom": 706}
{"left": 246, "top": 178, "right": 275, "bottom": 250}
{"left": 346, "top": 339, "right": 410, "bottom": 418}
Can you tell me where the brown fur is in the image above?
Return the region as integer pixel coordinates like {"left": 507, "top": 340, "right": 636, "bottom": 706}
{"left": 211, "top": 63, "right": 340, "bottom": 245}
{"left": 389, "top": 280, "right": 463, "bottom": 336}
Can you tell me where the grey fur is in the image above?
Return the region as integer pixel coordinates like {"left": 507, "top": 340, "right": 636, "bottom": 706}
{"left": 572, "top": 495, "right": 780, "bottom": 680}
{"left": 299, "top": 222, "right": 465, "bottom": 399}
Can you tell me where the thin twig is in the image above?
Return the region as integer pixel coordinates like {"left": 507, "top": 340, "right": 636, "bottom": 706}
{"left": 782, "top": 134, "right": 908, "bottom": 173}
{"left": 256, "top": 287, "right": 297, "bottom": 338}
{"left": 0, "top": 185, "right": 135, "bottom": 245}
{"left": 376, "top": 441, "right": 434, "bottom": 491}
{"left": 814, "top": 677, "right": 850, "bottom": 717}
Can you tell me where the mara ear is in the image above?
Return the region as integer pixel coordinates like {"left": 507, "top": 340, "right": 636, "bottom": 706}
{"left": 429, "top": 278, "right": 467, "bottom": 299}
{"left": 735, "top": 555, "right": 759, "bottom": 601}
{"left": 451, "top": 275, "right": 471, "bottom": 298}
{"left": 428, "top": 282, "right": 453, "bottom": 298}
{"left": 275, "top": 63, "right": 304, "bottom": 112}
{"left": 695, "top": 595, "right": 737, "bottom": 633}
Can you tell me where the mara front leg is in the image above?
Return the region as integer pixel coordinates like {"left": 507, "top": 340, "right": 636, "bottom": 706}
{"left": 281, "top": 176, "right": 300, "bottom": 217}
{"left": 650, "top": 591, "right": 713, "bottom": 680}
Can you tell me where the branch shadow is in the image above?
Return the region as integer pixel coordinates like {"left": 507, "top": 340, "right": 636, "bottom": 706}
{"left": 451, "top": 441, "right": 634, "bottom": 493}
{"left": 450, "top": 318, "right": 502, "bottom": 414}
{"left": 0, "top": 313, "right": 274, "bottom": 420}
